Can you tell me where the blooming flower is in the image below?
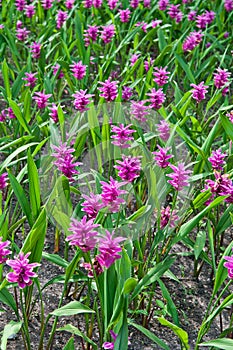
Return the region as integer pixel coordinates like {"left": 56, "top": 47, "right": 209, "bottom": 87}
{"left": 157, "top": 120, "right": 170, "bottom": 141}
{"left": 213, "top": 67, "right": 231, "bottom": 90}
{"left": 224, "top": 0, "right": 233, "bottom": 12}
{"left": 31, "top": 42, "right": 41, "bottom": 59}
{"left": 41, "top": 0, "right": 53, "bottom": 9}
{"left": 93, "top": 0, "right": 103, "bottom": 8}
{"left": 70, "top": 61, "right": 86, "bottom": 80}
{"left": 72, "top": 89, "right": 94, "bottom": 112}
{"left": 49, "top": 103, "right": 65, "bottom": 123}
{"left": 158, "top": 0, "right": 169, "bottom": 11}
{"left": 6, "top": 252, "right": 40, "bottom": 289}
{"left": 196, "top": 14, "right": 209, "bottom": 29}
{"left": 187, "top": 10, "right": 196, "bottom": 21}
{"left": 100, "top": 177, "right": 127, "bottom": 212}
{"left": 25, "top": 4, "right": 35, "bottom": 17}
{"left": 15, "top": 0, "right": 26, "bottom": 11}
{"left": 108, "top": 0, "right": 118, "bottom": 10}
{"left": 98, "top": 79, "right": 118, "bottom": 102}
{"left": 168, "top": 4, "right": 183, "bottom": 23}
{"left": 8, "top": 108, "right": 16, "bottom": 119}
{"left": 67, "top": 216, "right": 100, "bottom": 252}
{"left": 115, "top": 155, "right": 141, "bottom": 182}
{"left": 135, "top": 21, "right": 147, "bottom": 32}
{"left": 81, "top": 258, "right": 103, "bottom": 277}
{"left": 167, "top": 163, "right": 191, "bottom": 191}
{"left": 144, "top": 57, "right": 155, "bottom": 72}
{"left": 16, "top": 27, "right": 30, "bottom": 41}
{"left": 130, "top": 0, "right": 140, "bottom": 8}
{"left": 153, "top": 146, "right": 173, "bottom": 168}
{"left": 23, "top": 72, "right": 37, "bottom": 88}
{"left": 160, "top": 206, "right": 179, "bottom": 229}
{"left": 111, "top": 123, "right": 135, "bottom": 148}
{"left": 65, "top": 0, "right": 75, "bottom": 9}
{"left": 130, "top": 100, "right": 149, "bottom": 122}
{"left": 81, "top": 193, "right": 104, "bottom": 218}
{"left": 51, "top": 142, "right": 81, "bottom": 181}
{"left": 147, "top": 88, "right": 166, "bottom": 109}
{"left": 203, "top": 172, "right": 232, "bottom": 205}
{"left": 122, "top": 86, "right": 133, "bottom": 100}
{"left": 153, "top": 66, "right": 170, "bottom": 86}
{"left": 57, "top": 10, "right": 68, "bottom": 29}
{"left": 84, "top": 25, "right": 99, "bottom": 46}
{"left": 190, "top": 82, "right": 208, "bottom": 102}
{"left": 0, "top": 237, "right": 11, "bottom": 263}
{"left": 101, "top": 25, "right": 115, "bottom": 44}
{"left": 33, "top": 91, "right": 52, "bottom": 109}
{"left": 130, "top": 53, "right": 140, "bottom": 66}
{"left": 83, "top": 0, "right": 92, "bottom": 8}
{"left": 119, "top": 9, "right": 131, "bottom": 23}
{"left": 151, "top": 19, "right": 162, "bottom": 28}
{"left": 103, "top": 330, "right": 118, "bottom": 349}
{"left": 53, "top": 64, "right": 64, "bottom": 79}
{"left": 96, "top": 230, "right": 126, "bottom": 268}
{"left": 182, "top": 31, "right": 203, "bottom": 52}
{"left": 208, "top": 149, "right": 227, "bottom": 171}
{"left": 224, "top": 249, "right": 233, "bottom": 278}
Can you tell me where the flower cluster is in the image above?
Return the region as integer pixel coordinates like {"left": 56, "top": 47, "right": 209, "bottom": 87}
{"left": 115, "top": 155, "right": 141, "bottom": 182}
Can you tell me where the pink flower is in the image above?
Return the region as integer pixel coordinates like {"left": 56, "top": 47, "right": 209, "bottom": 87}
{"left": 224, "top": 0, "right": 233, "bottom": 12}
{"left": 187, "top": 10, "right": 196, "bottom": 21}
{"left": 24, "top": 4, "right": 35, "bottom": 17}
{"left": 182, "top": 31, "right": 203, "bottom": 52}
{"left": 224, "top": 249, "right": 233, "bottom": 278}
{"left": 213, "top": 67, "right": 231, "bottom": 90}
{"left": 33, "top": 91, "right": 52, "bottom": 109}
{"left": 49, "top": 103, "right": 65, "bottom": 123}
{"left": 101, "top": 25, "right": 115, "bottom": 44}
{"left": 196, "top": 14, "right": 209, "bottom": 28}
{"left": 41, "top": 0, "right": 53, "bottom": 9}
{"left": 130, "top": 100, "right": 149, "bottom": 122}
{"left": 81, "top": 259, "right": 103, "bottom": 277}
{"left": 135, "top": 21, "right": 147, "bottom": 32}
{"left": 96, "top": 230, "right": 126, "bottom": 268}
{"left": 167, "top": 163, "right": 191, "bottom": 191}
{"left": 115, "top": 155, "right": 141, "bottom": 182}
{"left": 143, "top": 0, "right": 150, "bottom": 8}
{"left": 73, "top": 89, "right": 93, "bottom": 112}
{"left": 157, "top": 120, "right": 170, "bottom": 141}
{"left": 15, "top": 0, "right": 26, "bottom": 11}
{"left": 98, "top": 78, "right": 118, "bottom": 102}
{"left": 160, "top": 206, "right": 179, "bottom": 229}
{"left": 81, "top": 193, "right": 104, "bottom": 218}
{"left": 70, "top": 61, "right": 86, "bottom": 80}
{"left": 158, "top": 0, "right": 169, "bottom": 11}
{"left": 153, "top": 66, "right": 170, "bottom": 86}
{"left": 147, "top": 88, "right": 165, "bottom": 109}
{"left": 103, "top": 331, "right": 118, "bottom": 349}
{"left": 67, "top": 216, "right": 99, "bottom": 252}
{"left": 93, "top": 0, "right": 103, "bottom": 8}
{"left": 208, "top": 149, "right": 227, "bottom": 171}
{"left": 6, "top": 252, "right": 40, "bottom": 289}
{"left": 57, "top": 10, "right": 68, "bottom": 29}
{"left": 111, "top": 123, "right": 135, "bottom": 148}
{"left": 119, "top": 9, "right": 131, "bottom": 23}
{"left": 65, "top": 0, "right": 75, "bottom": 9}
{"left": 100, "top": 177, "right": 127, "bottom": 212}
{"left": 84, "top": 25, "right": 98, "bottom": 46}
{"left": 31, "top": 42, "right": 41, "bottom": 59}
{"left": 8, "top": 108, "right": 16, "bottom": 119}
{"left": 130, "top": 53, "right": 140, "bottom": 66}
{"left": 151, "top": 19, "right": 162, "bottom": 28}
{"left": 83, "top": 0, "right": 92, "bottom": 8}
{"left": 51, "top": 142, "right": 81, "bottom": 181}
{"left": 168, "top": 4, "right": 183, "bottom": 23}
{"left": 144, "top": 57, "right": 154, "bottom": 72}
{"left": 130, "top": 0, "right": 140, "bottom": 8}
{"left": 153, "top": 146, "right": 173, "bottom": 168}
{"left": 108, "top": 0, "right": 118, "bottom": 10}
{"left": 205, "top": 10, "right": 215, "bottom": 24}
{"left": 0, "top": 237, "right": 11, "bottom": 263}
{"left": 16, "top": 27, "right": 29, "bottom": 41}
{"left": 203, "top": 172, "right": 232, "bottom": 204}
{"left": 190, "top": 82, "right": 208, "bottom": 102}
{"left": 122, "top": 86, "right": 133, "bottom": 100}
{"left": 53, "top": 64, "right": 64, "bottom": 79}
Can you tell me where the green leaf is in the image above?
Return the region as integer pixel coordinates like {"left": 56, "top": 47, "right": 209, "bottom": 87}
{"left": 199, "top": 338, "right": 233, "bottom": 349}
{"left": 194, "top": 230, "right": 206, "bottom": 260}
{"left": 8, "top": 99, "right": 31, "bottom": 134}
{"left": 175, "top": 54, "right": 196, "bottom": 84}
{"left": 57, "top": 324, "right": 97, "bottom": 349}
{"left": 1, "top": 59, "right": 11, "bottom": 98}
{"left": 1, "top": 321, "right": 22, "bottom": 350}
{"left": 62, "top": 337, "right": 75, "bottom": 350}
{"left": 123, "top": 278, "right": 137, "bottom": 294}
{"left": 0, "top": 288, "right": 17, "bottom": 314}
{"left": 158, "top": 317, "right": 190, "bottom": 349}
{"left": 158, "top": 279, "right": 179, "bottom": 326}
{"left": 27, "top": 151, "right": 41, "bottom": 220}
{"left": 51, "top": 301, "right": 95, "bottom": 317}
{"left": 0, "top": 142, "right": 38, "bottom": 170}
{"left": 42, "top": 252, "right": 69, "bottom": 268}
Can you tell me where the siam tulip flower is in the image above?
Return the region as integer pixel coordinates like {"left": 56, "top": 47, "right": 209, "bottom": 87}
{"left": 81, "top": 258, "right": 103, "bottom": 277}
{"left": 224, "top": 0, "right": 233, "bottom": 12}
{"left": 73, "top": 89, "right": 94, "bottom": 112}
{"left": 167, "top": 4, "right": 182, "bottom": 22}
{"left": 130, "top": 100, "right": 149, "bottom": 122}
{"left": 115, "top": 155, "right": 141, "bottom": 182}
{"left": 158, "top": 0, "right": 169, "bottom": 11}
{"left": 33, "top": 91, "right": 52, "bottom": 109}
{"left": 16, "top": 27, "right": 30, "bottom": 41}
{"left": 67, "top": 216, "right": 100, "bottom": 252}
{"left": 0, "top": 110, "right": 7, "bottom": 122}
{"left": 153, "top": 66, "right": 170, "bottom": 86}
{"left": 108, "top": 0, "right": 118, "bottom": 10}
{"left": 130, "top": 53, "right": 140, "bottom": 66}
{"left": 224, "top": 32, "right": 229, "bottom": 38}
{"left": 25, "top": 4, "right": 35, "bottom": 17}
{"left": 122, "top": 86, "right": 133, "bottom": 100}
{"left": 147, "top": 88, "right": 166, "bottom": 109}
{"left": 208, "top": 149, "right": 227, "bottom": 171}
{"left": 84, "top": 25, "right": 99, "bottom": 46}
{"left": 213, "top": 67, "right": 231, "bottom": 90}
{"left": 111, "top": 123, "right": 135, "bottom": 148}
{"left": 6, "top": 252, "right": 40, "bottom": 289}
{"left": 31, "top": 42, "right": 41, "bottom": 59}
{"left": 8, "top": 108, "right": 16, "bottom": 119}
{"left": 96, "top": 230, "right": 126, "bottom": 268}
{"left": 143, "top": 0, "right": 151, "bottom": 8}
{"left": 167, "top": 163, "right": 191, "bottom": 191}
{"left": 203, "top": 172, "right": 232, "bottom": 205}
{"left": 196, "top": 14, "right": 209, "bottom": 28}
{"left": 205, "top": 10, "right": 215, "bottom": 24}
{"left": 49, "top": 103, "right": 65, "bottom": 123}
{"left": 103, "top": 330, "right": 118, "bottom": 349}
{"left": 157, "top": 120, "right": 170, "bottom": 141}
{"left": 98, "top": 78, "right": 118, "bottom": 102}
{"left": 144, "top": 57, "right": 155, "bottom": 71}
{"left": 41, "top": 0, "right": 53, "bottom": 9}
{"left": 224, "top": 251, "right": 233, "bottom": 278}
{"left": 119, "top": 9, "right": 131, "bottom": 23}
{"left": 57, "top": 10, "right": 68, "bottom": 29}
{"left": 100, "top": 177, "right": 127, "bottom": 212}
{"left": 0, "top": 173, "right": 8, "bottom": 190}
{"left": 153, "top": 146, "right": 173, "bottom": 168}
{"left": 160, "top": 206, "right": 179, "bottom": 229}
{"left": 227, "top": 110, "right": 233, "bottom": 123}
{"left": 51, "top": 142, "right": 81, "bottom": 181}
{"left": 190, "top": 81, "right": 208, "bottom": 102}
{"left": 53, "top": 64, "right": 64, "bottom": 79}
{"left": 70, "top": 61, "right": 86, "bottom": 80}
{"left": 65, "top": 0, "right": 75, "bottom": 9}
{"left": 182, "top": 30, "right": 203, "bottom": 52}
{"left": 81, "top": 193, "right": 104, "bottom": 219}
{"left": 135, "top": 21, "right": 147, "bottom": 32}
{"left": 15, "top": 0, "right": 26, "bottom": 11}
{"left": 83, "top": 0, "right": 92, "bottom": 7}
{"left": 0, "top": 237, "right": 11, "bottom": 263}
{"left": 151, "top": 19, "right": 162, "bottom": 28}
{"left": 101, "top": 24, "right": 115, "bottom": 44}
{"left": 130, "top": 0, "right": 140, "bottom": 8}
{"left": 93, "top": 0, "right": 103, "bottom": 7}
{"left": 187, "top": 10, "right": 196, "bottom": 21}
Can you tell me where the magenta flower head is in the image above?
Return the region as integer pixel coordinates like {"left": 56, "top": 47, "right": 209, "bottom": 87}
{"left": 8, "top": 108, "right": 16, "bottom": 119}
{"left": 119, "top": 9, "right": 131, "bottom": 23}
{"left": 147, "top": 88, "right": 166, "bottom": 109}
{"left": 15, "top": 0, "right": 26, "bottom": 11}
{"left": 115, "top": 155, "right": 141, "bottom": 182}
{"left": 84, "top": 25, "right": 99, "bottom": 46}
{"left": 208, "top": 149, "right": 227, "bottom": 171}
{"left": 224, "top": 0, "right": 233, "bottom": 11}
{"left": 65, "top": 0, "right": 75, "bottom": 9}
{"left": 41, "top": 0, "right": 53, "bottom": 9}
{"left": 70, "top": 61, "right": 86, "bottom": 80}
{"left": 190, "top": 81, "right": 208, "bottom": 103}
{"left": 72, "top": 89, "right": 94, "bottom": 112}
{"left": 16, "top": 27, "right": 30, "bottom": 41}
{"left": 130, "top": 100, "right": 149, "bottom": 122}
{"left": 108, "top": 0, "right": 118, "bottom": 10}
{"left": 187, "top": 10, "right": 196, "bottom": 21}
{"left": 157, "top": 120, "right": 170, "bottom": 141}
{"left": 130, "top": 53, "right": 140, "bottom": 66}
{"left": 49, "top": 103, "right": 65, "bottom": 123}
{"left": 6, "top": 252, "right": 40, "bottom": 289}
{"left": 31, "top": 42, "right": 41, "bottom": 59}
{"left": 224, "top": 249, "right": 233, "bottom": 278}
{"left": 57, "top": 10, "right": 68, "bottom": 29}
{"left": 168, "top": 4, "right": 183, "bottom": 23}
{"left": 81, "top": 193, "right": 104, "bottom": 219}
{"left": 167, "top": 163, "right": 191, "bottom": 191}
{"left": 24, "top": 4, "right": 35, "bottom": 17}
{"left": 0, "top": 173, "right": 8, "bottom": 190}
{"left": 96, "top": 230, "right": 126, "bottom": 269}
{"left": 98, "top": 78, "right": 118, "bottom": 102}
{"left": 182, "top": 31, "right": 203, "bottom": 52}
{"left": 122, "top": 86, "right": 133, "bottom": 100}
{"left": 67, "top": 216, "right": 100, "bottom": 252}
{"left": 93, "top": 0, "right": 103, "bottom": 8}
{"left": 153, "top": 66, "right": 170, "bottom": 86}
{"left": 151, "top": 19, "right": 162, "bottom": 28}
{"left": 0, "top": 237, "right": 11, "bottom": 263}
{"left": 130, "top": 0, "right": 140, "bottom": 8}
{"left": 111, "top": 123, "right": 135, "bottom": 148}
{"left": 33, "top": 91, "right": 52, "bottom": 109}
{"left": 100, "top": 177, "right": 127, "bottom": 212}
{"left": 160, "top": 206, "right": 179, "bottom": 229}
{"left": 196, "top": 14, "right": 209, "bottom": 29}
{"left": 153, "top": 146, "right": 173, "bottom": 168}
{"left": 101, "top": 24, "right": 115, "bottom": 44}
{"left": 22, "top": 72, "right": 37, "bottom": 88}
{"left": 83, "top": 0, "right": 93, "bottom": 8}
{"left": 103, "top": 330, "right": 118, "bottom": 349}
{"left": 158, "top": 0, "right": 169, "bottom": 11}
{"left": 51, "top": 142, "right": 81, "bottom": 182}
{"left": 213, "top": 67, "right": 231, "bottom": 90}
{"left": 53, "top": 64, "right": 64, "bottom": 79}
